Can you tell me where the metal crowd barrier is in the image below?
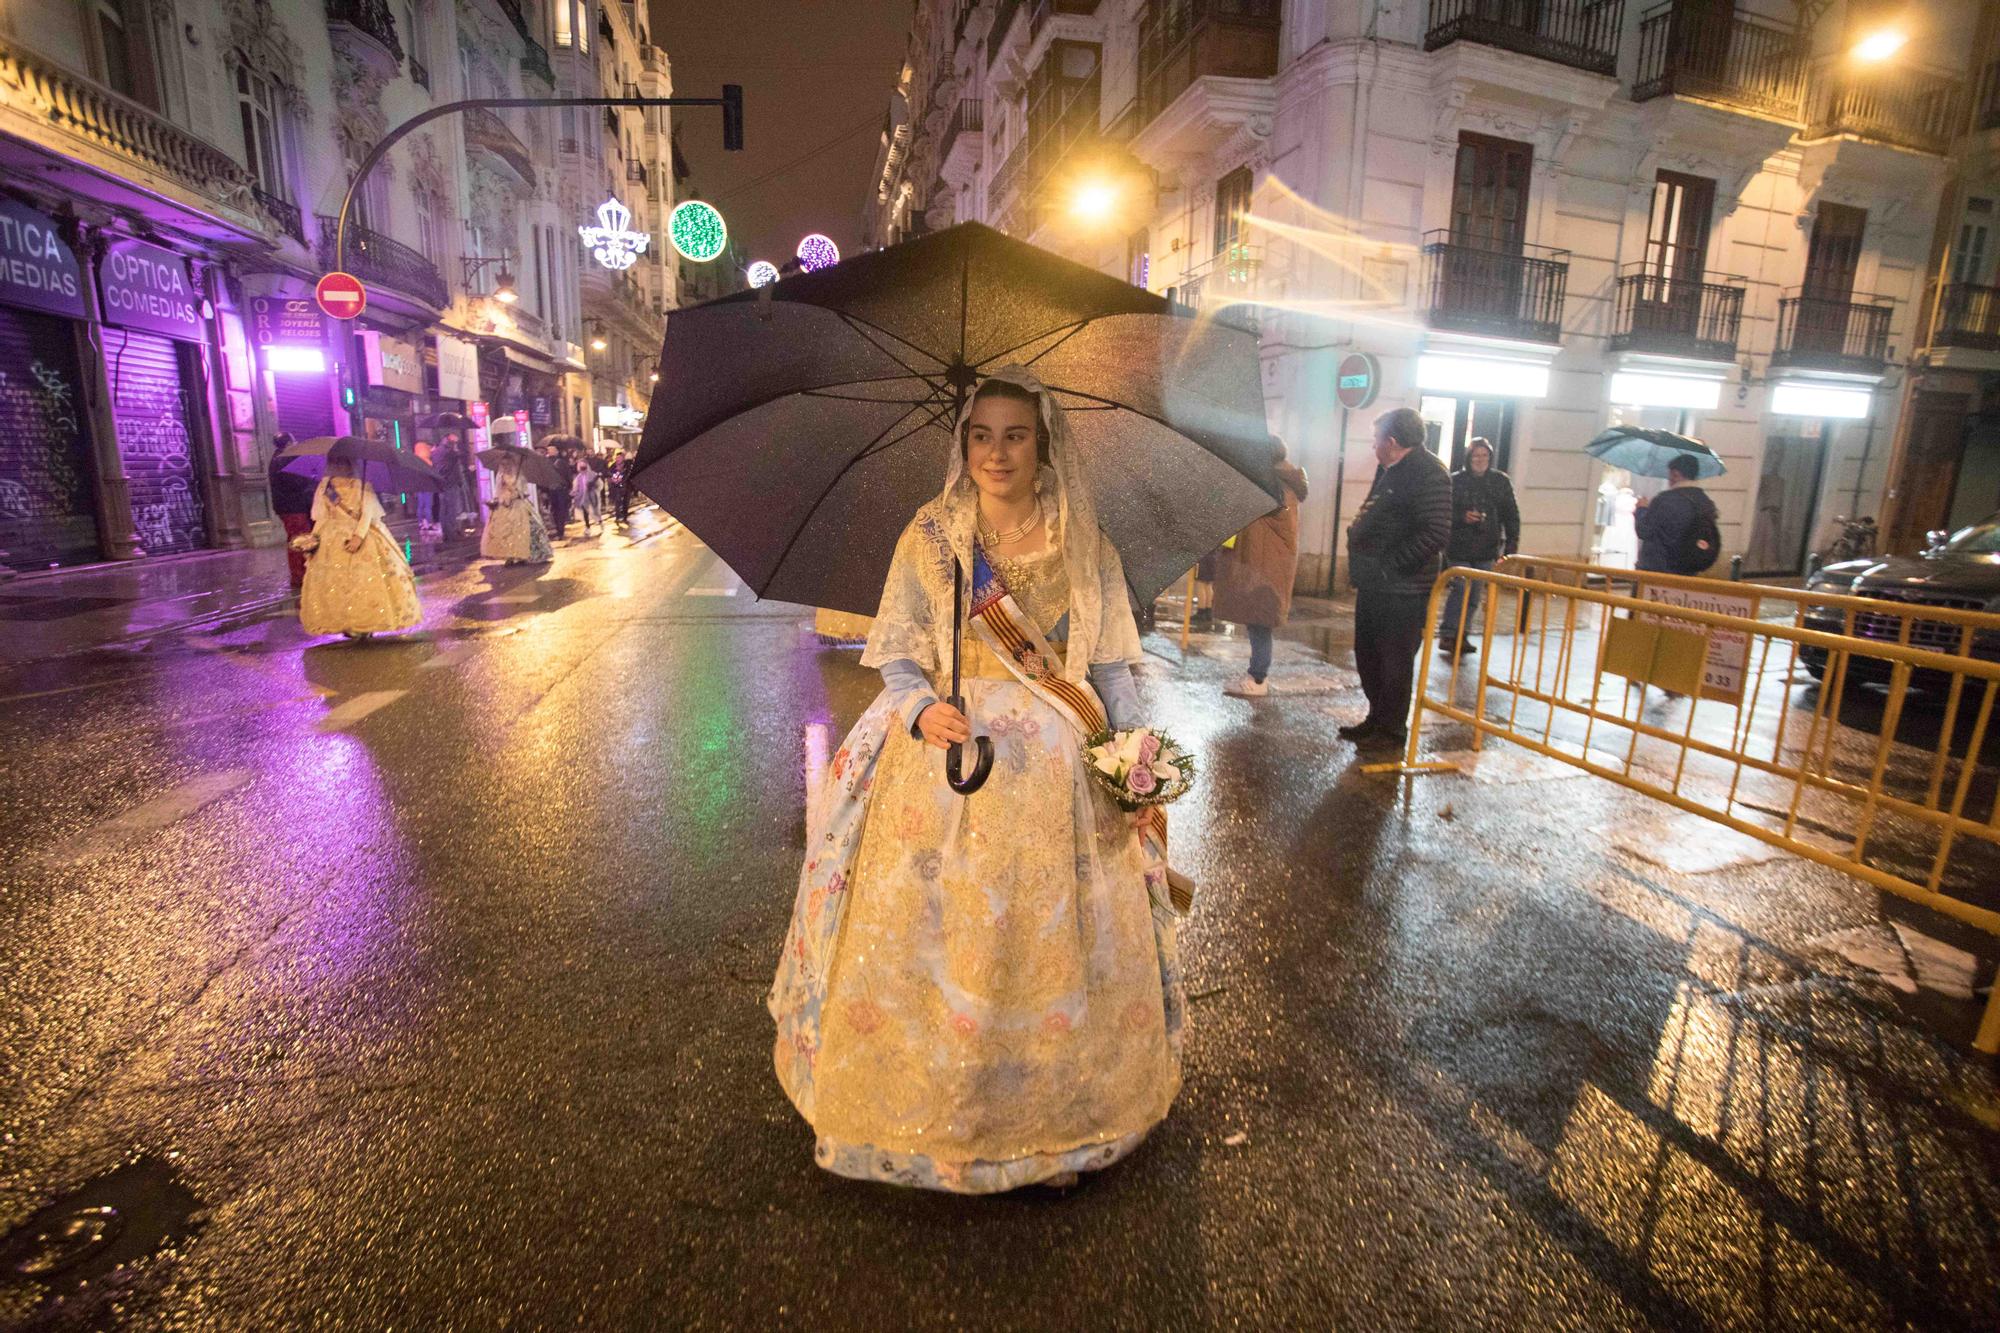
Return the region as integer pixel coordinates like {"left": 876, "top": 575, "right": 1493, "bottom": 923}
{"left": 1375, "top": 556, "right": 2000, "bottom": 1052}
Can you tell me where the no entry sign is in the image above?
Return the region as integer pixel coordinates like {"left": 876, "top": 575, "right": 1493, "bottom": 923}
{"left": 1335, "top": 352, "right": 1380, "bottom": 410}
{"left": 314, "top": 271, "right": 367, "bottom": 320}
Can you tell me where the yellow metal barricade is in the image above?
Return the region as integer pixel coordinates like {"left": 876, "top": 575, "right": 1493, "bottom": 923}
{"left": 1376, "top": 558, "right": 2000, "bottom": 1052}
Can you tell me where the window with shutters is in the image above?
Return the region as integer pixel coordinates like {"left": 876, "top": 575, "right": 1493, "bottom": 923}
{"left": 235, "top": 65, "right": 288, "bottom": 199}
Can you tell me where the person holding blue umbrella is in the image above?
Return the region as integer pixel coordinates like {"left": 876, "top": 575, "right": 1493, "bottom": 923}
{"left": 1635, "top": 452, "right": 1723, "bottom": 575}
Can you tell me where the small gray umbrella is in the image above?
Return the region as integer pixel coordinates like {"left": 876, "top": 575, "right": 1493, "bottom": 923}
{"left": 478, "top": 443, "right": 565, "bottom": 491}
{"left": 1585, "top": 426, "right": 1725, "bottom": 479}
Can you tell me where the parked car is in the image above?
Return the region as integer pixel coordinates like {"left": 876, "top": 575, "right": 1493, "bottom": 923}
{"left": 1800, "top": 514, "right": 2000, "bottom": 684}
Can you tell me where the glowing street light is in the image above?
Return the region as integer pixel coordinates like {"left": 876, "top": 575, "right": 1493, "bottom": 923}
{"left": 1071, "top": 180, "right": 1118, "bottom": 224}
{"left": 746, "top": 259, "right": 780, "bottom": 288}
{"left": 1851, "top": 27, "right": 1907, "bottom": 62}
{"left": 796, "top": 233, "right": 840, "bottom": 272}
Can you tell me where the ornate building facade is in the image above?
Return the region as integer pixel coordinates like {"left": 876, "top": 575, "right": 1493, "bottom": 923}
{"left": 0, "top": 0, "right": 690, "bottom": 572}
{"left": 868, "top": 0, "right": 1992, "bottom": 587}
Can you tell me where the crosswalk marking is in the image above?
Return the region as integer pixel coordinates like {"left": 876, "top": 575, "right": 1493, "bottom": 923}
{"left": 50, "top": 768, "right": 253, "bottom": 864}
{"left": 315, "top": 689, "right": 406, "bottom": 732}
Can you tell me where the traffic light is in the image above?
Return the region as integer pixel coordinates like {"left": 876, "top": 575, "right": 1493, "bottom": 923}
{"left": 722, "top": 84, "right": 743, "bottom": 152}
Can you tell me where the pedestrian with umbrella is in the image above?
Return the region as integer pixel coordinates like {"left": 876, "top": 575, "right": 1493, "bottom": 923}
{"left": 1586, "top": 427, "right": 1725, "bottom": 575}
{"left": 275, "top": 437, "right": 430, "bottom": 640}
{"left": 477, "top": 444, "right": 555, "bottom": 564}
{"left": 631, "top": 224, "right": 1280, "bottom": 1194}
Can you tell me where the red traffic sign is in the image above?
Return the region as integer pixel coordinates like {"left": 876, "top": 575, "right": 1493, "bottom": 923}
{"left": 314, "top": 271, "right": 367, "bottom": 320}
{"left": 1336, "top": 352, "right": 1380, "bottom": 410}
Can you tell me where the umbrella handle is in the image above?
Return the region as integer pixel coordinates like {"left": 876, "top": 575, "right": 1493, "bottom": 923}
{"left": 945, "top": 698, "right": 993, "bottom": 795}
{"left": 946, "top": 559, "right": 992, "bottom": 796}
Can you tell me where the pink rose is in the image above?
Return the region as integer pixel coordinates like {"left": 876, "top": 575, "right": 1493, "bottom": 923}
{"left": 1137, "top": 734, "right": 1161, "bottom": 766}
{"left": 1127, "top": 764, "right": 1158, "bottom": 796}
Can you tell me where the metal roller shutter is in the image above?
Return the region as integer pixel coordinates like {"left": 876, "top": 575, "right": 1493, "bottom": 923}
{"left": 107, "top": 327, "right": 208, "bottom": 555}
{"left": 0, "top": 305, "right": 101, "bottom": 567}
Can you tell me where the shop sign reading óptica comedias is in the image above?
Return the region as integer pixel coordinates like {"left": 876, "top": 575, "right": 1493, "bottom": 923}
{"left": 0, "top": 198, "right": 85, "bottom": 319}
{"left": 99, "top": 239, "right": 202, "bottom": 340}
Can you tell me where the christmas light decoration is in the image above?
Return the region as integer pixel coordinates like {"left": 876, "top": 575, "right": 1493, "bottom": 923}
{"left": 796, "top": 233, "right": 840, "bottom": 272}
{"left": 669, "top": 200, "right": 728, "bottom": 263}
{"left": 579, "top": 198, "right": 650, "bottom": 271}
{"left": 746, "top": 260, "right": 780, "bottom": 288}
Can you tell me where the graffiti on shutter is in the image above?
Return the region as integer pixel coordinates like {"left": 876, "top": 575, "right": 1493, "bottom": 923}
{"left": 109, "top": 329, "right": 207, "bottom": 555}
{"left": 0, "top": 306, "right": 100, "bottom": 566}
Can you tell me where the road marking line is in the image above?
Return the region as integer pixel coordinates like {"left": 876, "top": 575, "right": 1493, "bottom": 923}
{"left": 687, "top": 587, "right": 737, "bottom": 597}
{"left": 315, "top": 689, "right": 406, "bottom": 732}
{"left": 49, "top": 769, "right": 254, "bottom": 863}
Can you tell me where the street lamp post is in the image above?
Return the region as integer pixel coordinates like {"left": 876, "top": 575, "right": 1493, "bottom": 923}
{"left": 327, "top": 85, "right": 742, "bottom": 447}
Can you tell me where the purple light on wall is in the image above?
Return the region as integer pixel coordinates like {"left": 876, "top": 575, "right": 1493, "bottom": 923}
{"left": 795, "top": 233, "right": 840, "bottom": 273}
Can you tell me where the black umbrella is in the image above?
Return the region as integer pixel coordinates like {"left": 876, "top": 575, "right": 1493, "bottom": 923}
{"left": 477, "top": 443, "right": 565, "bottom": 491}
{"left": 631, "top": 222, "right": 1280, "bottom": 618}
{"left": 276, "top": 434, "right": 441, "bottom": 489}
{"left": 1586, "top": 426, "right": 1725, "bottom": 479}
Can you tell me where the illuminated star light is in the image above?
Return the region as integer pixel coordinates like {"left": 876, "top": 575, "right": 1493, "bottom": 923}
{"left": 579, "top": 197, "right": 651, "bottom": 271}
{"left": 796, "top": 233, "right": 840, "bottom": 272}
{"left": 746, "top": 260, "right": 780, "bottom": 288}
{"left": 669, "top": 200, "right": 728, "bottom": 263}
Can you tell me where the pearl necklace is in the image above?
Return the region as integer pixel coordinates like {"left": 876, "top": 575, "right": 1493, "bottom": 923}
{"left": 979, "top": 500, "right": 1040, "bottom": 547}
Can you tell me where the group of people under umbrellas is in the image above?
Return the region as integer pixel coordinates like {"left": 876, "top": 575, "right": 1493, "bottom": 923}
{"left": 267, "top": 421, "right": 643, "bottom": 642}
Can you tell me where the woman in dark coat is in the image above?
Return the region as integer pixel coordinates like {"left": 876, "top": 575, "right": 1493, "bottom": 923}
{"left": 1213, "top": 442, "right": 1310, "bottom": 698}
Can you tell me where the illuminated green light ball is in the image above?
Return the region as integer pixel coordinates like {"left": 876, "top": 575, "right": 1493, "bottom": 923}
{"left": 669, "top": 200, "right": 728, "bottom": 262}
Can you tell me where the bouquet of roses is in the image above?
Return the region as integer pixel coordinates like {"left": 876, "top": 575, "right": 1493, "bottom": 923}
{"left": 1084, "top": 726, "right": 1196, "bottom": 811}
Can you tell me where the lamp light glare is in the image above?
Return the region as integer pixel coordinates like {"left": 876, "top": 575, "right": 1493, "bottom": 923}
{"left": 590, "top": 335, "right": 608, "bottom": 352}
{"left": 265, "top": 345, "right": 326, "bottom": 374}
{"left": 1851, "top": 28, "right": 1907, "bottom": 62}
{"left": 1071, "top": 180, "right": 1118, "bottom": 223}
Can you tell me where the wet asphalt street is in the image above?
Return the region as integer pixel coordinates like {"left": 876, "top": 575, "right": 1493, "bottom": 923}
{"left": 1, "top": 524, "right": 1997, "bottom": 1332}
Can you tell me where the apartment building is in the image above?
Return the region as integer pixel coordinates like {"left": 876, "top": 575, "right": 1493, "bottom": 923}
{"left": 868, "top": 0, "right": 1989, "bottom": 589}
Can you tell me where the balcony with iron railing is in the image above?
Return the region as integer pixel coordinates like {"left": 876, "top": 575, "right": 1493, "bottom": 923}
{"left": 1171, "top": 242, "right": 1262, "bottom": 331}
{"left": 1424, "top": 0, "right": 1624, "bottom": 78}
{"left": 1928, "top": 282, "right": 2000, "bottom": 353}
{"left": 1806, "top": 63, "right": 1968, "bottom": 155}
{"left": 1772, "top": 291, "right": 1894, "bottom": 373}
{"left": 0, "top": 37, "right": 257, "bottom": 220}
{"left": 522, "top": 37, "right": 554, "bottom": 86}
{"left": 1632, "top": 1, "right": 1804, "bottom": 121}
{"left": 465, "top": 105, "right": 537, "bottom": 188}
{"left": 1420, "top": 231, "right": 1570, "bottom": 344}
{"left": 325, "top": 0, "right": 404, "bottom": 66}
{"left": 253, "top": 187, "right": 305, "bottom": 245}
{"left": 1610, "top": 265, "right": 1746, "bottom": 361}
{"left": 316, "top": 214, "right": 449, "bottom": 309}
{"left": 945, "top": 98, "right": 984, "bottom": 153}
{"left": 1139, "top": 0, "right": 1281, "bottom": 126}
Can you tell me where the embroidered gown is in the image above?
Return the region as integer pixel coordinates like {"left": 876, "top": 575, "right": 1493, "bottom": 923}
{"left": 481, "top": 468, "right": 553, "bottom": 562}
{"left": 769, "top": 368, "right": 1186, "bottom": 1194}
{"left": 298, "top": 477, "right": 422, "bottom": 637}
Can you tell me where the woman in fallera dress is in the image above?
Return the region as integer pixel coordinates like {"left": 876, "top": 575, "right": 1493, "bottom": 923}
{"left": 480, "top": 453, "right": 553, "bottom": 564}
{"left": 298, "top": 460, "right": 422, "bottom": 640}
{"left": 769, "top": 366, "right": 1186, "bottom": 1193}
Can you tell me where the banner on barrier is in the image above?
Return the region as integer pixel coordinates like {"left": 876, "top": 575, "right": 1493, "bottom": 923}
{"left": 1613, "top": 585, "right": 1760, "bottom": 705}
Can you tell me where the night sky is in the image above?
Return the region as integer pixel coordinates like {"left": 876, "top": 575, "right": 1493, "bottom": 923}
{"left": 652, "top": 0, "right": 912, "bottom": 273}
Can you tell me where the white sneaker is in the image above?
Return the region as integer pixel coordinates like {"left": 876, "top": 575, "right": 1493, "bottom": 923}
{"left": 1224, "top": 675, "right": 1269, "bottom": 698}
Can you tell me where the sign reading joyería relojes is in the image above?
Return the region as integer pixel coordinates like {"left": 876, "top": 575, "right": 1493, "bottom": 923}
{"left": 0, "top": 198, "right": 86, "bottom": 319}
{"left": 99, "top": 238, "right": 202, "bottom": 340}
